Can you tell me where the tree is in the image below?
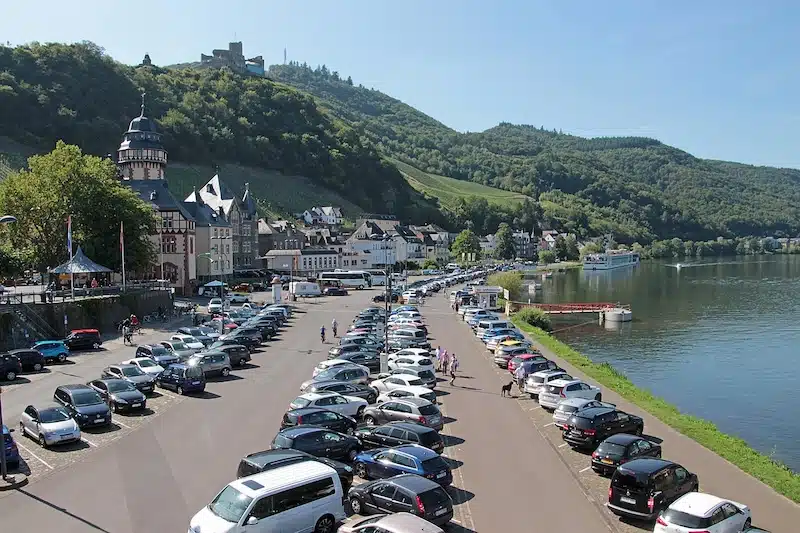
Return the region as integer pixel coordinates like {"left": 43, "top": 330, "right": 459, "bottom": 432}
{"left": 494, "top": 223, "right": 516, "bottom": 259}
{"left": 580, "top": 241, "right": 603, "bottom": 258}
{"left": 564, "top": 234, "right": 580, "bottom": 261}
{"left": 0, "top": 141, "right": 157, "bottom": 272}
{"left": 553, "top": 235, "right": 569, "bottom": 261}
{"left": 451, "top": 229, "right": 481, "bottom": 260}
{"left": 538, "top": 249, "right": 556, "bottom": 264}
{"left": 422, "top": 258, "right": 438, "bottom": 270}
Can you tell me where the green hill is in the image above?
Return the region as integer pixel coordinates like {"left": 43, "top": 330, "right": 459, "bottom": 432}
{"left": 269, "top": 63, "right": 800, "bottom": 242}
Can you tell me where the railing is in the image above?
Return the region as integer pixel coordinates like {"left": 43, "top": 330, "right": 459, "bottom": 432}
{"left": 0, "top": 281, "right": 171, "bottom": 305}
{"left": 511, "top": 301, "right": 631, "bottom": 313}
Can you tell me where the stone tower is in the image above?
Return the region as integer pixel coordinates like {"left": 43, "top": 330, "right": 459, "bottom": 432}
{"left": 116, "top": 92, "right": 168, "bottom": 180}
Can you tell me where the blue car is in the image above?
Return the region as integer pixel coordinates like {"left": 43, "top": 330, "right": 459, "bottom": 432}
{"left": 2, "top": 424, "right": 20, "bottom": 470}
{"left": 155, "top": 363, "right": 206, "bottom": 395}
{"left": 481, "top": 328, "right": 522, "bottom": 342}
{"left": 32, "top": 340, "right": 70, "bottom": 364}
{"left": 353, "top": 444, "right": 452, "bottom": 486}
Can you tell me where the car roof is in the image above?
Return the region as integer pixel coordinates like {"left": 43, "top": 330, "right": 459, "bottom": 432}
{"left": 94, "top": 378, "right": 130, "bottom": 385}
{"left": 300, "top": 391, "right": 337, "bottom": 400}
{"left": 559, "top": 397, "right": 597, "bottom": 408}
{"left": 392, "top": 397, "right": 432, "bottom": 407}
{"left": 112, "top": 363, "right": 137, "bottom": 370}
{"left": 229, "top": 461, "right": 335, "bottom": 498}
{"left": 573, "top": 406, "right": 616, "bottom": 417}
{"left": 34, "top": 340, "right": 65, "bottom": 345}
{"left": 58, "top": 384, "right": 93, "bottom": 392}
{"left": 617, "top": 458, "right": 675, "bottom": 475}
{"left": 385, "top": 421, "right": 436, "bottom": 434}
{"left": 385, "top": 473, "right": 442, "bottom": 493}
{"left": 71, "top": 328, "right": 100, "bottom": 334}
{"left": 244, "top": 448, "right": 310, "bottom": 466}
{"left": 603, "top": 434, "right": 644, "bottom": 446}
{"left": 668, "top": 493, "right": 741, "bottom": 517}
{"left": 549, "top": 378, "right": 580, "bottom": 386}
{"left": 27, "top": 403, "right": 64, "bottom": 412}
{"left": 279, "top": 426, "right": 327, "bottom": 437}
{"left": 532, "top": 369, "right": 568, "bottom": 378}
{"left": 396, "top": 354, "right": 431, "bottom": 361}
{"left": 392, "top": 444, "right": 439, "bottom": 460}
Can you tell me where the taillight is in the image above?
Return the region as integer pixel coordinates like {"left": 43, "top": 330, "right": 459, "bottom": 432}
{"left": 591, "top": 451, "right": 599, "bottom": 458}
{"left": 656, "top": 517, "right": 668, "bottom": 526}
{"left": 296, "top": 416, "right": 302, "bottom": 424}
{"left": 608, "top": 486, "right": 613, "bottom": 501}
{"left": 584, "top": 429, "right": 596, "bottom": 436}
{"left": 647, "top": 497, "right": 655, "bottom": 513}
{"left": 416, "top": 495, "right": 425, "bottom": 514}
{"left": 560, "top": 389, "right": 566, "bottom": 398}
{"left": 418, "top": 416, "right": 426, "bottom": 424}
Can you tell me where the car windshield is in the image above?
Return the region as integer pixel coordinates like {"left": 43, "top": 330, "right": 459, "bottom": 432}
{"left": 418, "top": 404, "right": 439, "bottom": 416}
{"left": 316, "top": 368, "right": 342, "bottom": 380}
{"left": 421, "top": 456, "right": 449, "bottom": 472}
{"left": 407, "top": 378, "right": 423, "bottom": 386}
{"left": 209, "top": 299, "right": 222, "bottom": 304}
{"left": 596, "top": 442, "right": 627, "bottom": 456}
{"left": 557, "top": 404, "right": 579, "bottom": 414}
{"left": 612, "top": 470, "right": 649, "bottom": 490}
{"left": 208, "top": 485, "right": 253, "bottom": 523}
{"left": 419, "top": 486, "right": 451, "bottom": 508}
{"left": 418, "top": 370, "right": 435, "bottom": 380}
{"left": 661, "top": 509, "right": 711, "bottom": 529}
{"left": 39, "top": 408, "right": 71, "bottom": 423}
{"left": 107, "top": 381, "right": 137, "bottom": 393}
{"left": 170, "top": 342, "right": 189, "bottom": 350}
{"left": 137, "top": 359, "right": 157, "bottom": 368}
{"left": 186, "top": 366, "right": 204, "bottom": 379}
{"left": 182, "top": 336, "right": 200, "bottom": 344}
{"left": 72, "top": 391, "right": 101, "bottom": 406}
{"left": 292, "top": 397, "right": 311, "bottom": 408}
{"left": 198, "top": 327, "right": 216, "bottom": 335}
{"left": 272, "top": 435, "right": 293, "bottom": 448}
{"left": 121, "top": 366, "right": 145, "bottom": 377}
{"left": 151, "top": 346, "right": 168, "bottom": 356}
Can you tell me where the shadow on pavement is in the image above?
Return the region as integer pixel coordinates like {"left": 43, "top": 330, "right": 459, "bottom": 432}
{"left": 4, "top": 376, "right": 31, "bottom": 385}
{"left": 444, "top": 457, "right": 464, "bottom": 470}
{"left": 643, "top": 434, "right": 663, "bottom": 444}
{"left": 442, "top": 435, "right": 465, "bottom": 447}
{"left": 442, "top": 416, "right": 458, "bottom": 425}
{"left": 444, "top": 523, "right": 478, "bottom": 533}
{"left": 15, "top": 488, "right": 112, "bottom": 532}
{"left": 446, "top": 486, "right": 475, "bottom": 503}
{"left": 212, "top": 374, "right": 244, "bottom": 383}
{"left": 10, "top": 458, "right": 31, "bottom": 476}
{"left": 191, "top": 390, "right": 222, "bottom": 400}
{"left": 237, "top": 363, "right": 261, "bottom": 370}
{"left": 619, "top": 515, "right": 656, "bottom": 531}
{"left": 122, "top": 407, "right": 156, "bottom": 417}
{"left": 84, "top": 424, "right": 121, "bottom": 436}
{"left": 49, "top": 439, "right": 91, "bottom": 453}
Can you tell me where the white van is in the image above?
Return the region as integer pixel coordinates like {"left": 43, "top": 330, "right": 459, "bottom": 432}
{"left": 189, "top": 461, "right": 345, "bottom": 533}
{"left": 475, "top": 319, "right": 512, "bottom": 337}
{"left": 290, "top": 281, "right": 322, "bottom": 297}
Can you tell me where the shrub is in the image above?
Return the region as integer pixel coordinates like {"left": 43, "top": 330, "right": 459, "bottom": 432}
{"left": 488, "top": 271, "right": 523, "bottom": 299}
{"left": 514, "top": 307, "right": 552, "bottom": 331}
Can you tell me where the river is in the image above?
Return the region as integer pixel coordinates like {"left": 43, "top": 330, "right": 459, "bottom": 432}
{"left": 525, "top": 255, "right": 800, "bottom": 472}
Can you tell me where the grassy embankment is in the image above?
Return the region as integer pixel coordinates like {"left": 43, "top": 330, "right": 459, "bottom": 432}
{"left": 511, "top": 318, "right": 800, "bottom": 503}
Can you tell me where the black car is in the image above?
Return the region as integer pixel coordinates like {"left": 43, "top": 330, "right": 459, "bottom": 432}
{"left": 373, "top": 292, "right": 400, "bottom": 303}
{"left": 241, "top": 321, "right": 276, "bottom": 340}
{"left": 220, "top": 330, "right": 261, "bottom": 351}
{"left": 176, "top": 327, "right": 212, "bottom": 346}
{"left": 215, "top": 344, "right": 251, "bottom": 366}
{"left": 0, "top": 353, "right": 22, "bottom": 382}
{"left": 236, "top": 448, "right": 354, "bottom": 492}
{"left": 607, "top": 458, "right": 699, "bottom": 521}
{"left": 348, "top": 474, "right": 453, "bottom": 526}
{"left": 591, "top": 434, "right": 662, "bottom": 475}
{"left": 281, "top": 407, "right": 358, "bottom": 435}
{"left": 53, "top": 384, "right": 112, "bottom": 428}
{"left": 251, "top": 315, "right": 280, "bottom": 329}
{"left": 8, "top": 349, "right": 46, "bottom": 373}
{"left": 136, "top": 344, "right": 180, "bottom": 367}
{"left": 562, "top": 406, "right": 645, "bottom": 449}
{"left": 336, "top": 351, "right": 381, "bottom": 372}
{"left": 324, "top": 287, "right": 348, "bottom": 296}
{"left": 87, "top": 379, "right": 147, "bottom": 413}
{"left": 327, "top": 343, "right": 378, "bottom": 359}
{"left": 356, "top": 422, "right": 445, "bottom": 454}
{"left": 340, "top": 337, "right": 384, "bottom": 351}
{"left": 101, "top": 364, "right": 156, "bottom": 394}
{"left": 305, "top": 381, "right": 379, "bottom": 404}
{"left": 271, "top": 426, "right": 361, "bottom": 462}
{"left": 63, "top": 329, "right": 103, "bottom": 351}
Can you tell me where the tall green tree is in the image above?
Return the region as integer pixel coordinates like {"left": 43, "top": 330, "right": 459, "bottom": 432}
{"left": 564, "top": 234, "right": 580, "bottom": 261}
{"left": 553, "top": 235, "right": 569, "bottom": 261}
{"left": 0, "top": 141, "right": 157, "bottom": 272}
{"left": 494, "top": 223, "right": 516, "bottom": 259}
{"left": 451, "top": 229, "right": 481, "bottom": 260}
{"left": 538, "top": 249, "right": 556, "bottom": 264}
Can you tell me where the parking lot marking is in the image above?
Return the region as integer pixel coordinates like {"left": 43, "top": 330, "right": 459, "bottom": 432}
{"left": 543, "top": 422, "right": 555, "bottom": 427}
{"left": 558, "top": 443, "right": 568, "bottom": 448}
{"left": 114, "top": 419, "right": 132, "bottom": 429}
{"left": 16, "top": 442, "right": 54, "bottom": 469}
{"left": 82, "top": 437, "right": 98, "bottom": 447}
{"left": 579, "top": 466, "right": 592, "bottom": 473}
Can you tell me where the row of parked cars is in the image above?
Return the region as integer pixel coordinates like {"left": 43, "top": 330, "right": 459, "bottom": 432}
{"left": 189, "top": 303, "right": 464, "bottom": 533}
{"left": 455, "top": 284, "right": 759, "bottom": 533}
{"left": 0, "top": 328, "right": 107, "bottom": 382}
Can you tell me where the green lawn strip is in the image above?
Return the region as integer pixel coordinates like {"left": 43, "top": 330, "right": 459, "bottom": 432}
{"left": 511, "top": 319, "right": 800, "bottom": 502}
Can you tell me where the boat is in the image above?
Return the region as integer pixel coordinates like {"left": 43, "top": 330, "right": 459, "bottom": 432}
{"left": 601, "top": 307, "right": 632, "bottom": 322}
{"left": 583, "top": 250, "right": 640, "bottom": 271}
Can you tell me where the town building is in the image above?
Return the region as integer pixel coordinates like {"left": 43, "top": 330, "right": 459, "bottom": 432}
{"left": 183, "top": 188, "right": 234, "bottom": 282}
{"left": 513, "top": 230, "right": 537, "bottom": 259}
{"left": 257, "top": 219, "right": 303, "bottom": 256}
{"left": 201, "top": 41, "right": 265, "bottom": 76}
{"left": 116, "top": 94, "right": 197, "bottom": 294}
{"left": 262, "top": 248, "right": 340, "bottom": 276}
{"left": 412, "top": 224, "right": 451, "bottom": 264}
{"left": 480, "top": 234, "right": 496, "bottom": 256}
{"left": 300, "top": 206, "right": 343, "bottom": 226}
{"left": 393, "top": 226, "right": 425, "bottom": 264}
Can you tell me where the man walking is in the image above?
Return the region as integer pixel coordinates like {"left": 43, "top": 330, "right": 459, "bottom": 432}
{"left": 434, "top": 346, "right": 442, "bottom": 372}
{"left": 331, "top": 318, "right": 338, "bottom": 338}
{"left": 449, "top": 354, "right": 459, "bottom": 386}
{"left": 441, "top": 349, "right": 450, "bottom": 375}
{"left": 514, "top": 361, "right": 527, "bottom": 395}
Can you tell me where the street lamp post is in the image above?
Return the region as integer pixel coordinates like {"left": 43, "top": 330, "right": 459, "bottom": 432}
{"left": 0, "top": 214, "right": 17, "bottom": 481}
{"left": 381, "top": 235, "right": 392, "bottom": 374}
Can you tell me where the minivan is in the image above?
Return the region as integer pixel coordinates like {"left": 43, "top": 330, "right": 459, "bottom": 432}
{"left": 155, "top": 363, "right": 206, "bottom": 395}
{"left": 186, "top": 351, "right": 232, "bottom": 378}
{"left": 607, "top": 458, "right": 699, "bottom": 521}
{"left": 189, "top": 461, "right": 346, "bottom": 533}
{"left": 475, "top": 320, "right": 511, "bottom": 338}
{"left": 63, "top": 329, "right": 103, "bottom": 350}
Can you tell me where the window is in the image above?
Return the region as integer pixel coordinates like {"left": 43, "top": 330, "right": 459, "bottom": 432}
{"left": 372, "top": 483, "right": 396, "bottom": 499}
{"left": 392, "top": 454, "right": 416, "bottom": 468}
{"left": 271, "top": 477, "right": 335, "bottom": 514}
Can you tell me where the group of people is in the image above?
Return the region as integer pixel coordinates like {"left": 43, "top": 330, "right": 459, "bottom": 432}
{"left": 120, "top": 314, "right": 140, "bottom": 345}
{"left": 434, "top": 346, "right": 460, "bottom": 385}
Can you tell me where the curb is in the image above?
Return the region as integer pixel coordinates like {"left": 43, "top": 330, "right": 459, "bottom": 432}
{"left": 0, "top": 474, "right": 29, "bottom": 491}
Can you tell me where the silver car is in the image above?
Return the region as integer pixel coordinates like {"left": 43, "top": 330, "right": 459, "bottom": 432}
{"left": 361, "top": 397, "right": 444, "bottom": 431}
{"left": 552, "top": 398, "right": 616, "bottom": 430}
{"left": 300, "top": 364, "right": 370, "bottom": 392}
{"left": 493, "top": 346, "right": 528, "bottom": 367}
{"left": 524, "top": 369, "right": 572, "bottom": 399}
{"left": 19, "top": 403, "right": 81, "bottom": 447}
{"left": 186, "top": 351, "right": 232, "bottom": 378}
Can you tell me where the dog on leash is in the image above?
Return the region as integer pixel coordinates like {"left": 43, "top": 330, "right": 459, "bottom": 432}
{"left": 501, "top": 381, "right": 514, "bottom": 397}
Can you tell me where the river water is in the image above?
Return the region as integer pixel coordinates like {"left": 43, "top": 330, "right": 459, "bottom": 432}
{"left": 525, "top": 256, "right": 800, "bottom": 471}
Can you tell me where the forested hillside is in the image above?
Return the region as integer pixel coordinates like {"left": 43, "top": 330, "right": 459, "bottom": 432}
{"left": 269, "top": 63, "right": 800, "bottom": 242}
{"left": 0, "top": 43, "right": 445, "bottom": 225}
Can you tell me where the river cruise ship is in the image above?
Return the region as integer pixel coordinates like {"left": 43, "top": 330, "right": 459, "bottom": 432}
{"left": 583, "top": 250, "right": 640, "bottom": 270}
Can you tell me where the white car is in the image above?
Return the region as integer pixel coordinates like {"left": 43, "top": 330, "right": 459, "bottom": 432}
{"left": 376, "top": 385, "right": 437, "bottom": 405}
{"left": 655, "top": 493, "right": 751, "bottom": 533}
{"left": 524, "top": 369, "right": 573, "bottom": 399}
{"left": 170, "top": 334, "right": 205, "bottom": 352}
{"left": 538, "top": 378, "right": 602, "bottom": 409}
{"left": 207, "top": 297, "right": 226, "bottom": 313}
{"left": 312, "top": 359, "right": 369, "bottom": 378}
{"left": 388, "top": 348, "right": 432, "bottom": 361}
{"left": 371, "top": 374, "right": 426, "bottom": 392}
{"left": 19, "top": 404, "right": 81, "bottom": 447}
{"left": 228, "top": 294, "right": 250, "bottom": 304}
{"left": 122, "top": 357, "right": 165, "bottom": 376}
{"left": 387, "top": 354, "right": 435, "bottom": 374}
{"left": 289, "top": 392, "right": 367, "bottom": 418}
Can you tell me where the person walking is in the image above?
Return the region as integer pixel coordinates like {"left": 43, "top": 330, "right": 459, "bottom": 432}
{"left": 514, "top": 361, "right": 527, "bottom": 395}
{"left": 441, "top": 349, "right": 450, "bottom": 374}
{"left": 331, "top": 318, "right": 338, "bottom": 338}
{"left": 455, "top": 301, "right": 460, "bottom": 313}
{"left": 434, "top": 346, "right": 442, "bottom": 372}
{"left": 449, "top": 354, "right": 459, "bottom": 386}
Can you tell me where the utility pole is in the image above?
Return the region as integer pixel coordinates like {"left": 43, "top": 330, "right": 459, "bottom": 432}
{"left": 381, "top": 236, "right": 391, "bottom": 374}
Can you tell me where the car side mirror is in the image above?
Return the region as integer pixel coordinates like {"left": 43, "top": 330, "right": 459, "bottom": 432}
{"left": 8, "top": 427, "right": 14, "bottom": 433}
{"left": 246, "top": 516, "right": 259, "bottom": 526}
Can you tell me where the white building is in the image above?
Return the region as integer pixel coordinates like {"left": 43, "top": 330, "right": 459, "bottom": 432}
{"left": 480, "top": 234, "right": 496, "bottom": 256}
{"left": 302, "top": 206, "right": 343, "bottom": 226}
{"left": 183, "top": 189, "right": 234, "bottom": 282}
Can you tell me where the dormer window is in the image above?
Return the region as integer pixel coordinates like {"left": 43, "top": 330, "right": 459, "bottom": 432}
{"left": 149, "top": 191, "right": 157, "bottom": 201}
{"left": 206, "top": 184, "right": 215, "bottom": 194}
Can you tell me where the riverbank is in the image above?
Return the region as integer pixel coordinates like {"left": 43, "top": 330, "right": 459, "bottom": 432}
{"left": 510, "top": 317, "right": 800, "bottom": 503}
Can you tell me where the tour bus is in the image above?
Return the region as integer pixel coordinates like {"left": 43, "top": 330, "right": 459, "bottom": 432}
{"left": 367, "top": 270, "right": 388, "bottom": 286}
{"left": 318, "top": 270, "right": 372, "bottom": 289}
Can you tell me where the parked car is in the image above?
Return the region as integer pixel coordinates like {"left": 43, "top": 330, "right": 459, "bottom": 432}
{"left": 303, "top": 381, "right": 379, "bottom": 404}
{"left": 300, "top": 365, "right": 370, "bottom": 392}
{"left": 539, "top": 378, "right": 603, "bottom": 410}
{"left": 388, "top": 367, "right": 437, "bottom": 390}
{"left": 335, "top": 351, "right": 381, "bottom": 372}
{"left": 591, "top": 434, "right": 662, "bottom": 475}
{"left": 362, "top": 397, "right": 443, "bottom": 431}
{"left": 290, "top": 392, "right": 368, "bottom": 419}
{"left": 655, "top": 492, "right": 751, "bottom": 533}
{"left": 271, "top": 426, "right": 361, "bottom": 462}
{"left": 155, "top": 363, "right": 206, "bottom": 395}
{"left": 0, "top": 353, "right": 22, "bottom": 381}
{"left": 7, "top": 348, "right": 46, "bottom": 373}
{"left": 236, "top": 448, "right": 354, "bottom": 492}
{"left": 18, "top": 404, "right": 81, "bottom": 448}
{"left": 170, "top": 334, "right": 205, "bottom": 352}
{"left": 355, "top": 422, "right": 444, "bottom": 454}
{"left": 493, "top": 345, "right": 528, "bottom": 368}
{"left": 207, "top": 297, "right": 224, "bottom": 314}
{"left": 101, "top": 364, "right": 156, "bottom": 394}
{"left": 327, "top": 343, "right": 379, "bottom": 359}
{"left": 324, "top": 287, "right": 349, "bottom": 296}
{"left": 387, "top": 354, "right": 436, "bottom": 375}
{"left": 348, "top": 475, "right": 454, "bottom": 526}
{"left": 2, "top": 424, "right": 20, "bottom": 470}
{"left": 607, "top": 458, "right": 699, "bottom": 521}
{"left": 553, "top": 398, "right": 616, "bottom": 430}
{"left": 32, "top": 340, "right": 69, "bottom": 364}
{"left": 353, "top": 444, "right": 452, "bottom": 486}
{"left": 185, "top": 351, "right": 232, "bottom": 378}
{"left": 63, "top": 328, "right": 103, "bottom": 350}
{"left": 563, "top": 406, "right": 645, "bottom": 449}
{"left": 524, "top": 369, "right": 572, "bottom": 399}
{"left": 157, "top": 340, "right": 195, "bottom": 360}
{"left": 87, "top": 378, "right": 147, "bottom": 413}
{"left": 121, "top": 357, "right": 164, "bottom": 377}
{"left": 281, "top": 407, "right": 358, "bottom": 435}
{"left": 137, "top": 344, "right": 180, "bottom": 366}
{"left": 376, "top": 385, "right": 437, "bottom": 405}
{"left": 53, "top": 384, "right": 112, "bottom": 428}
{"left": 314, "top": 359, "right": 370, "bottom": 378}
{"left": 176, "top": 327, "right": 213, "bottom": 346}
{"left": 371, "top": 374, "right": 426, "bottom": 393}
{"left": 219, "top": 329, "right": 261, "bottom": 351}
{"left": 215, "top": 344, "right": 251, "bottom": 366}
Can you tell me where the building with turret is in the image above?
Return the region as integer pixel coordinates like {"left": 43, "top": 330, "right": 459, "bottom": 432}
{"left": 200, "top": 41, "right": 264, "bottom": 76}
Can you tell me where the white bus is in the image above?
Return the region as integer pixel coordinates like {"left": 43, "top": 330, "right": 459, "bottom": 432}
{"left": 367, "top": 270, "right": 388, "bottom": 286}
{"left": 319, "top": 270, "right": 372, "bottom": 289}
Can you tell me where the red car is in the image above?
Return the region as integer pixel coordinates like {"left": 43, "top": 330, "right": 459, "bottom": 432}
{"left": 507, "top": 352, "right": 545, "bottom": 373}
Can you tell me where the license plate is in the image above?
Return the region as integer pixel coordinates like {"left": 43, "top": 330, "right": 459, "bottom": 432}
{"left": 620, "top": 496, "right": 636, "bottom": 505}
{"left": 192, "top": 381, "right": 200, "bottom": 385}
{"left": 131, "top": 403, "right": 141, "bottom": 408}
{"left": 601, "top": 459, "right": 613, "bottom": 464}
{"left": 436, "top": 471, "right": 446, "bottom": 479}
{"left": 60, "top": 434, "right": 72, "bottom": 440}
{"left": 95, "top": 417, "right": 104, "bottom": 422}
{"left": 434, "top": 507, "right": 448, "bottom": 516}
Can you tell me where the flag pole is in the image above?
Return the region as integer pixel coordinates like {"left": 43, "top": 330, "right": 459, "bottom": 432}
{"left": 67, "top": 215, "right": 75, "bottom": 300}
{"left": 120, "top": 221, "right": 127, "bottom": 291}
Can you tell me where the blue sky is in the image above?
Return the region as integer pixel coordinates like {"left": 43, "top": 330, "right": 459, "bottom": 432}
{"left": 3, "top": 1, "right": 799, "bottom": 168}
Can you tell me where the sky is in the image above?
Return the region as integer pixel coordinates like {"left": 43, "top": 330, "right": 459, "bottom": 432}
{"left": 3, "top": 0, "right": 800, "bottom": 168}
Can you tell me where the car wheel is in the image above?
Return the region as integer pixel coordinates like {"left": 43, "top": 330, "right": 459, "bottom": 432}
{"left": 366, "top": 393, "right": 377, "bottom": 404}
{"left": 57, "top": 353, "right": 67, "bottom": 363}
{"left": 177, "top": 386, "right": 185, "bottom": 395}
{"left": 221, "top": 367, "right": 231, "bottom": 377}
{"left": 38, "top": 434, "right": 47, "bottom": 448}
{"left": 349, "top": 495, "right": 363, "bottom": 515}
{"left": 33, "top": 363, "right": 43, "bottom": 372}
{"left": 347, "top": 448, "right": 359, "bottom": 461}
{"left": 529, "top": 393, "right": 535, "bottom": 399}
{"left": 363, "top": 415, "right": 376, "bottom": 426}
{"left": 19, "top": 421, "right": 25, "bottom": 437}
{"left": 356, "top": 406, "right": 365, "bottom": 418}
{"left": 5, "top": 370, "right": 16, "bottom": 381}
{"left": 744, "top": 518, "right": 751, "bottom": 529}
{"left": 314, "top": 515, "right": 335, "bottom": 533}
{"left": 358, "top": 285, "right": 364, "bottom": 290}
{"left": 239, "top": 358, "right": 247, "bottom": 366}
{"left": 92, "top": 342, "right": 100, "bottom": 349}
{"left": 595, "top": 394, "right": 602, "bottom": 401}
{"left": 355, "top": 462, "right": 368, "bottom": 479}
{"left": 635, "top": 426, "right": 643, "bottom": 436}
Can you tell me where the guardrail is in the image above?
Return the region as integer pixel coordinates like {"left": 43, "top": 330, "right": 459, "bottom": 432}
{"left": 0, "top": 282, "right": 171, "bottom": 305}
